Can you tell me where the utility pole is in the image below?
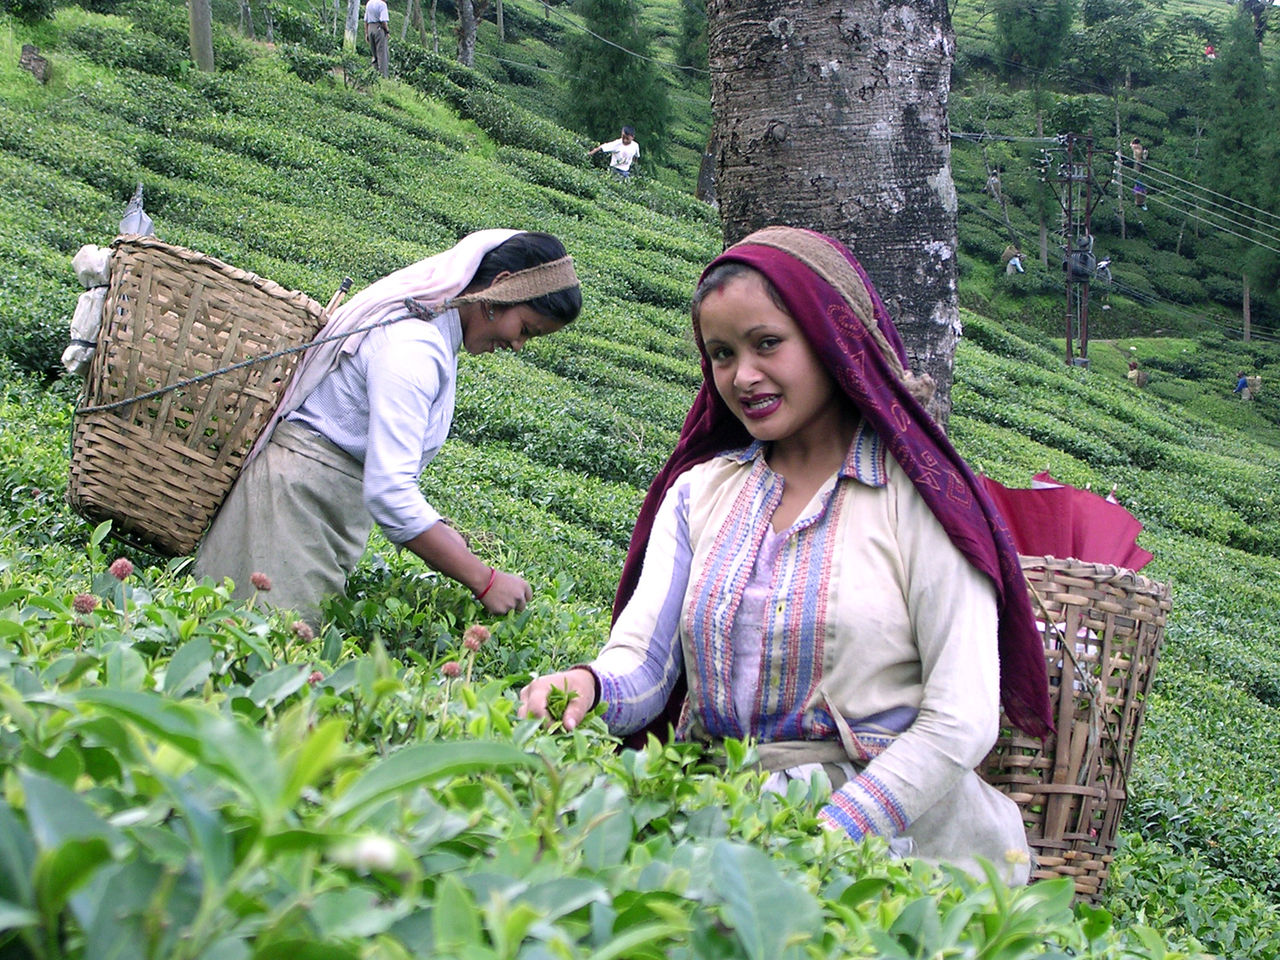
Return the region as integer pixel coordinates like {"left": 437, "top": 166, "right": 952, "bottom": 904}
{"left": 1040, "top": 133, "right": 1109, "bottom": 366}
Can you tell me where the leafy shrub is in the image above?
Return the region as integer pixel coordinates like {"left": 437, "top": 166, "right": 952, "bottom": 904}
{"left": 280, "top": 42, "right": 338, "bottom": 84}
{"left": 65, "top": 22, "right": 187, "bottom": 79}
{"left": 0, "top": 0, "right": 54, "bottom": 20}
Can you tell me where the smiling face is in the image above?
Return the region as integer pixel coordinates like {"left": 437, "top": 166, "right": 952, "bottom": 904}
{"left": 698, "top": 270, "right": 851, "bottom": 451}
{"left": 462, "top": 302, "right": 566, "bottom": 355}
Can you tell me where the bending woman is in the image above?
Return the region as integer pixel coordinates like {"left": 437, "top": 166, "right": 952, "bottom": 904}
{"left": 521, "top": 227, "right": 1050, "bottom": 882}
{"left": 196, "top": 230, "right": 582, "bottom": 626}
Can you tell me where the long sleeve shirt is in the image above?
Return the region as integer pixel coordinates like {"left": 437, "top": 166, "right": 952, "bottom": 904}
{"left": 287, "top": 311, "right": 461, "bottom": 544}
{"left": 592, "top": 424, "right": 1030, "bottom": 876}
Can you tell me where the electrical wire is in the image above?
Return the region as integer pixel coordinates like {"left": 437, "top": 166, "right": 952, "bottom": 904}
{"left": 1137, "top": 158, "right": 1280, "bottom": 230}
{"left": 536, "top": 1, "right": 708, "bottom": 75}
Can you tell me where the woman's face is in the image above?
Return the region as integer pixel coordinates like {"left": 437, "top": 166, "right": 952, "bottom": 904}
{"left": 462, "top": 302, "right": 566, "bottom": 355}
{"left": 698, "top": 271, "right": 847, "bottom": 449}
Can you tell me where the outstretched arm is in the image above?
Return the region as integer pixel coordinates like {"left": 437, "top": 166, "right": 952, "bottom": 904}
{"left": 402, "top": 522, "right": 531, "bottom": 615}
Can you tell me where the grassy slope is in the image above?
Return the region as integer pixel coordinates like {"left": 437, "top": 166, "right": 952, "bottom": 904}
{"left": 1, "top": 1, "right": 1279, "bottom": 952}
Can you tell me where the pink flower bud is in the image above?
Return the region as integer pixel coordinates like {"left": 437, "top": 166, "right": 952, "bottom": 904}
{"left": 73, "top": 593, "right": 99, "bottom": 615}
{"left": 250, "top": 571, "right": 272, "bottom": 591}
{"left": 307, "top": 670, "right": 325, "bottom": 686}
{"left": 462, "top": 624, "right": 490, "bottom": 650}
{"left": 108, "top": 558, "right": 133, "bottom": 581}
{"left": 292, "top": 620, "right": 315, "bottom": 641}
{"left": 442, "top": 660, "right": 461, "bottom": 678}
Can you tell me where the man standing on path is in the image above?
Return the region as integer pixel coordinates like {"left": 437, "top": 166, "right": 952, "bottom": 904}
{"left": 588, "top": 127, "right": 640, "bottom": 179}
{"left": 365, "top": 0, "right": 390, "bottom": 78}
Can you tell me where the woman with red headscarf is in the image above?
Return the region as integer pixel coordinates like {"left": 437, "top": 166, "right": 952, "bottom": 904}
{"left": 521, "top": 227, "right": 1050, "bottom": 882}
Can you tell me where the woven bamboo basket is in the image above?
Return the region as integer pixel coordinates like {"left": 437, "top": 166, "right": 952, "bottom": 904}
{"left": 68, "top": 235, "right": 327, "bottom": 556}
{"left": 980, "top": 556, "right": 1171, "bottom": 903}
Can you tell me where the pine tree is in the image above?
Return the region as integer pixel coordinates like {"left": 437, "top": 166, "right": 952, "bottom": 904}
{"left": 561, "top": 0, "right": 671, "bottom": 166}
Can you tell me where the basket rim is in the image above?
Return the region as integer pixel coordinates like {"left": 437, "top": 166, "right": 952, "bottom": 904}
{"left": 110, "top": 234, "right": 324, "bottom": 317}
{"left": 1018, "top": 554, "right": 1171, "bottom": 599}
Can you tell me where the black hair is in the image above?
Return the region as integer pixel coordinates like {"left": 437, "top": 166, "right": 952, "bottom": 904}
{"left": 622, "top": 126, "right": 636, "bottom": 138}
{"left": 470, "top": 231, "right": 582, "bottom": 324}
{"left": 690, "top": 262, "right": 788, "bottom": 323}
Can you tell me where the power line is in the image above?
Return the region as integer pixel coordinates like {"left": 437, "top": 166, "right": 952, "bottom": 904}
{"left": 1133, "top": 170, "right": 1280, "bottom": 248}
{"left": 536, "top": 1, "right": 708, "bottom": 75}
{"left": 1138, "top": 157, "right": 1280, "bottom": 229}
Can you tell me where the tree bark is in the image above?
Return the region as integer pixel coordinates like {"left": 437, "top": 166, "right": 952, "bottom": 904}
{"left": 457, "top": 0, "right": 476, "bottom": 66}
{"left": 708, "top": 0, "right": 959, "bottom": 426}
{"left": 239, "top": 0, "right": 256, "bottom": 39}
{"left": 497, "top": 0, "right": 504, "bottom": 41}
{"left": 403, "top": 0, "right": 414, "bottom": 41}
{"left": 344, "top": 0, "right": 360, "bottom": 52}
{"left": 189, "top": 0, "right": 215, "bottom": 72}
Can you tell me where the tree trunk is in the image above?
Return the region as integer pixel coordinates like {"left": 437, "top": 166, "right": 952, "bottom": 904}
{"left": 497, "top": 0, "right": 504, "bottom": 41}
{"left": 344, "top": 0, "right": 360, "bottom": 52}
{"left": 189, "top": 0, "right": 215, "bottom": 71}
{"left": 1114, "top": 100, "right": 1126, "bottom": 241}
{"left": 457, "top": 0, "right": 476, "bottom": 66}
{"left": 239, "top": 0, "right": 256, "bottom": 39}
{"left": 403, "top": 0, "right": 413, "bottom": 41}
{"left": 1243, "top": 273, "right": 1251, "bottom": 342}
{"left": 708, "top": 0, "right": 959, "bottom": 426}
{"left": 430, "top": 0, "right": 438, "bottom": 52}
{"left": 264, "top": 0, "right": 274, "bottom": 42}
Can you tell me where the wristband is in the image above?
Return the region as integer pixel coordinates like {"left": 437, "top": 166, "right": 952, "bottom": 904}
{"left": 474, "top": 566, "right": 497, "bottom": 601}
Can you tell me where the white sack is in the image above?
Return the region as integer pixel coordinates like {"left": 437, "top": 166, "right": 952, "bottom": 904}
{"left": 72, "top": 244, "right": 112, "bottom": 288}
{"left": 62, "top": 287, "right": 106, "bottom": 376}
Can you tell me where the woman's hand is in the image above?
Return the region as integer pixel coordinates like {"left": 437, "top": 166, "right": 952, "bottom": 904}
{"left": 518, "top": 668, "right": 597, "bottom": 730}
{"left": 479, "top": 568, "right": 532, "bottom": 615}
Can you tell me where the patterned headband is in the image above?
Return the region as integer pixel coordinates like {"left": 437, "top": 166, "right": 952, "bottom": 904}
{"left": 452, "top": 255, "right": 580, "bottom": 306}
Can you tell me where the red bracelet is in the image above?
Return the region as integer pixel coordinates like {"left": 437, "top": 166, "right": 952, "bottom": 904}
{"left": 474, "top": 566, "right": 497, "bottom": 601}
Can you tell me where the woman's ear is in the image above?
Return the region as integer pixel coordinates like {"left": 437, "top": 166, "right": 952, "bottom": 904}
{"left": 486, "top": 270, "right": 512, "bottom": 288}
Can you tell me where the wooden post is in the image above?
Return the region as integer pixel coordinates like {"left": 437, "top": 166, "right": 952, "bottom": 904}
{"left": 1243, "top": 273, "right": 1252, "bottom": 342}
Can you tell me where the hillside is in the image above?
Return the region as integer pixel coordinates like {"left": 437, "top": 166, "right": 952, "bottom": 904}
{"left": 2, "top": 2, "right": 1280, "bottom": 957}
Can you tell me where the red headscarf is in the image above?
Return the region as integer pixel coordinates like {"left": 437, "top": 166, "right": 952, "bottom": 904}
{"left": 614, "top": 226, "right": 1053, "bottom": 739}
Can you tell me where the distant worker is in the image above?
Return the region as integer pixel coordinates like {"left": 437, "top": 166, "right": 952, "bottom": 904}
{"left": 364, "top": 0, "right": 390, "bottom": 78}
{"left": 986, "top": 170, "right": 1002, "bottom": 201}
{"left": 1130, "top": 138, "right": 1148, "bottom": 172}
{"left": 1127, "top": 361, "right": 1148, "bottom": 388}
{"left": 1205, "top": 44, "right": 1216, "bottom": 60}
{"left": 1002, "top": 243, "right": 1024, "bottom": 275}
{"left": 1133, "top": 180, "right": 1148, "bottom": 210}
{"left": 1235, "top": 370, "right": 1252, "bottom": 399}
{"left": 588, "top": 126, "right": 640, "bottom": 179}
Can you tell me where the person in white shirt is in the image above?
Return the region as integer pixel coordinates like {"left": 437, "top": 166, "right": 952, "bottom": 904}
{"left": 195, "top": 231, "right": 581, "bottom": 627}
{"left": 364, "top": 0, "right": 390, "bottom": 77}
{"left": 588, "top": 126, "right": 640, "bottom": 178}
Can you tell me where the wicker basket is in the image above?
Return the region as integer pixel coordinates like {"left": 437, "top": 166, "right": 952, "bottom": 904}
{"left": 980, "top": 556, "right": 1171, "bottom": 903}
{"left": 68, "top": 235, "right": 327, "bottom": 556}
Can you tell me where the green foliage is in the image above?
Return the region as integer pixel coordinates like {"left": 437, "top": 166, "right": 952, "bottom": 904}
{"left": 561, "top": 0, "right": 671, "bottom": 167}
{"left": 673, "top": 0, "right": 707, "bottom": 77}
{"left": 65, "top": 20, "right": 187, "bottom": 78}
{"left": 993, "top": 0, "right": 1074, "bottom": 84}
{"left": 0, "top": 0, "right": 52, "bottom": 22}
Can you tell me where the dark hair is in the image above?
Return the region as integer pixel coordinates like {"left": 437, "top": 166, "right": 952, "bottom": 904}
{"left": 691, "top": 262, "right": 788, "bottom": 323}
{"left": 622, "top": 126, "right": 636, "bottom": 138}
{"left": 470, "top": 231, "right": 582, "bottom": 324}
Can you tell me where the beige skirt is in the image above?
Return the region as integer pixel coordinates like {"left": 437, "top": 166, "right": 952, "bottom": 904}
{"left": 193, "top": 421, "right": 373, "bottom": 628}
